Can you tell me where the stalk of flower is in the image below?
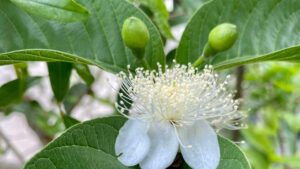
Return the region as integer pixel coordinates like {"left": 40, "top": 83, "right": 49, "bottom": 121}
{"left": 114, "top": 63, "right": 246, "bottom": 169}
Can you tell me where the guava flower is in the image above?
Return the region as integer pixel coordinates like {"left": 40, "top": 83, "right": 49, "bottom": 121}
{"left": 115, "top": 64, "right": 244, "bottom": 169}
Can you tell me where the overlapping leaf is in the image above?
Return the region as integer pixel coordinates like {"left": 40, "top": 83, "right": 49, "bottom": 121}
{"left": 0, "top": 0, "right": 165, "bottom": 73}
{"left": 24, "top": 116, "right": 250, "bottom": 169}
{"left": 176, "top": 0, "right": 300, "bottom": 69}
{"left": 217, "top": 136, "right": 251, "bottom": 169}
{"left": 140, "top": 0, "right": 173, "bottom": 39}
{"left": 0, "top": 77, "right": 40, "bottom": 108}
{"left": 47, "top": 62, "right": 73, "bottom": 102}
{"left": 24, "top": 116, "right": 131, "bottom": 169}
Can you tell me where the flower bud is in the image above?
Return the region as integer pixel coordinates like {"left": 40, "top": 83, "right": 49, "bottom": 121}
{"left": 122, "top": 16, "right": 150, "bottom": 49}
{"left": 208, "top": 23, "right": 238, "bottom": 52}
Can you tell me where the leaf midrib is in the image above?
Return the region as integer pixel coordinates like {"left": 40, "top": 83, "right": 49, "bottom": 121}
{"left": 0, "top": 49, "right": 130, "bottom": 72}
{"left": 18, "top": 1, "right": 84, "bottom": 14}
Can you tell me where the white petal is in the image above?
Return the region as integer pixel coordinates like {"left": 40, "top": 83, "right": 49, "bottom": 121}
{"left": 140, "top": 122, "right": 179, "bottom": 169}
{"left": 178, "top": 120, "right": 220, "bottom": 169}
{"left": 115, "top": 119, "right": 150, "bottom": 166}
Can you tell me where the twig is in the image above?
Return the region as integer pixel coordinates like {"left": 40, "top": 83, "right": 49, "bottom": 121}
{"left": 232, "top": 66, "right": 245, "bottom": 141}
{"left": 234, "top": 66, "right": 245, "bottom": 100}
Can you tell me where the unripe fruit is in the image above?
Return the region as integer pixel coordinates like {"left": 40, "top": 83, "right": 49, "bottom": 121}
{"left": 122, "top": 17, "right": 150, "bottom": 49}
{"left": 208, "top": 23, "right": 238, "bottom": 52}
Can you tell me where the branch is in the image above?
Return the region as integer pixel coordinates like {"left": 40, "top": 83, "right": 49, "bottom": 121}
{"left": 232, "top": 66, "right": 245, "bottom": 141}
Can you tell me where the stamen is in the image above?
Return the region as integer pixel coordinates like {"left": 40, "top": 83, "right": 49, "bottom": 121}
{"left": 171, "top": 122, "right": 193, "bottom": 149}
{"left": 113, "top": 63, "right": 245, "bottom": 131}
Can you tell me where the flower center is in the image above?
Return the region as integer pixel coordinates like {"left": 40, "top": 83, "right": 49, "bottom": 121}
{"left": 115, "top": 64, "right": 245, "bottom": 130}
{"left": 152, "top": 82, "right": 193, "bottom": 124}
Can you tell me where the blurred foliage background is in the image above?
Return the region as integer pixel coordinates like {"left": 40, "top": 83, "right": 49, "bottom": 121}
{"left": 241, "top": 62, "right": 300, "bottom": 169}
{"left": 0, "top": 0, "right": 300, "bottom": 169}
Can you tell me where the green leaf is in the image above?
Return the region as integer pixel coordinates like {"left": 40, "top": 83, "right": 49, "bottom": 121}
{"left": 63, "top": 83, "right": 88, "bottom": 113}
{"left": 140, "top": 0, "right": 174, "bottom": 39}
{"left": 24, "top": 116, "right": 132, "bottom": 169}
{"left": 47, "top": 62, "right": 73, "bottom": 102}
{"left": 170, "top": 0, "right": 208, "bottom": 26}
{"left": 176, "top": 0, "right": 300, "bottom": 69}
{"left": 0, "top": 76, "right": 41, "bottom": 108}
{"left": 180, "top": 0, "right": 208, "bottom": 15}
{"left": 10, "top": 101, "right": 63, "bottom": 137}
{"left": 0, "top": 0, "right": 165, "bottom": 73}
{"left": 242, "top": 126, "right": 275, "bottom": 154}
{"left": 275, "top": 156, "right": 300, "bottom": 168}
{"left": 282, "top": 113, "right": 300, "bottom": 132}
{"left": 73, "top": 64, "right": 94, "bottom": 86}
{"left": 116, "top": 82, "right": 133, "bottom": 115}
{"left": 242, "top": 148, "right": 269, "bottom": 169}
{"left": 166, "top": 48, "right": 176, "bottom": 66}
{"left": 13, "top": 62, "right": 29, "bottom": 78}
{"left": 9, "top": 0, "right": 89, "bottom": 22}
{"left": 62, "top": 114, "right": 80, "bottom": 128}
{"left": 217, "top": 136, "right": 251, "bottom": 169}
{"left": 25, "top": 115, "right": 249, "bottom": 169}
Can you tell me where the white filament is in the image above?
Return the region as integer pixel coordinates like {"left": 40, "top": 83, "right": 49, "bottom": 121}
{"left": 115, "top": 63, "right": 245, "bottom": 130}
